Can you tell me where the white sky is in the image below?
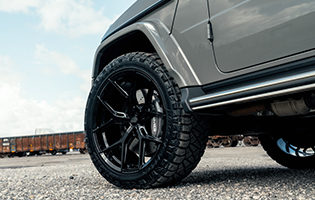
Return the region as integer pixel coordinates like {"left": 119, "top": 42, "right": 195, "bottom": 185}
{"left": 0, "top": 0, "right": 136, "bottom": 137}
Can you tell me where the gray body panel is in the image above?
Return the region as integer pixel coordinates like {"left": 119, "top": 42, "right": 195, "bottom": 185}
{"left": 94, "top": 0, "right": 315, "bottom": 90}
{"left": 103, "top": 0, "right": 172, "bottom": 40}
{"left": 210, "top": 0, "right": 315, "bottom": 72}
{"left": 171, "top": 0, "right": 214, "bottom": 85}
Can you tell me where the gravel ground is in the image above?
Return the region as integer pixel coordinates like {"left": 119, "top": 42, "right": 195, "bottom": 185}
{"left": 0, "top": 147, "right": 314, "bottom": 200}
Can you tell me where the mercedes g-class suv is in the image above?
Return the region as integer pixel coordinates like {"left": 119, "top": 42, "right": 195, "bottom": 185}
{"left": 85, "top": 0, "right": 315, "bottom": 188}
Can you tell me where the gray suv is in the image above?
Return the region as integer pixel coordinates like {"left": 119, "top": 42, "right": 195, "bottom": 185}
{"left": 85, "top": 0, "right": 315, "bottom": 188}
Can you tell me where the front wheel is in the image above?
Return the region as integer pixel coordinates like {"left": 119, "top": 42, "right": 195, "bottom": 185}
{"left": 85, "top": 52, "right": 206, "bottom": 188}
{"left": 260, "top": 133, "right": 315, "bottom": 169}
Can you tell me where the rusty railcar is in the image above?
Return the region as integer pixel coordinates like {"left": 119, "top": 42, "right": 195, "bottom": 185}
{"left": 0, "top": 131, "right": 86, "bottom": 157}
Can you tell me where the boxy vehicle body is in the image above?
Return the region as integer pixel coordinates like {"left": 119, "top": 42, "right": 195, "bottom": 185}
{"left": 84, "top": 0, "right": 315, "bottom": 188}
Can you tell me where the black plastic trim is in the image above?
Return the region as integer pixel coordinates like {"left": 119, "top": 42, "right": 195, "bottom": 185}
{"left": 181, "top": 87, "right": 205, "bottom": 112}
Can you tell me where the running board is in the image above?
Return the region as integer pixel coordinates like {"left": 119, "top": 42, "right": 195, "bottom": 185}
{"left": 187, "top": 67, "right": 315, "bottom": 111}
{"left": 191, "top": 83, "right": 315, "bottom": 110}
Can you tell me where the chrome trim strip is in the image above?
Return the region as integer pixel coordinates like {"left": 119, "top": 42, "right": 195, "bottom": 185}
{"left": 192, "top": 82, "right": 315, "bottom": 110}
{"left": 190, "top": 70, "right": 315, "bottom": 104}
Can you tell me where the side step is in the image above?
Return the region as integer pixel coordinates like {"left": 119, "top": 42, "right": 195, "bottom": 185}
{"left": 185, "top": 60, "right": 315, "bottom": 111}
{"left": 191, "top": 82, "right": 315, "bottom": 110}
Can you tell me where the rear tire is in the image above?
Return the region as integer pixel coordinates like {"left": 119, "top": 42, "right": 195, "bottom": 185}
{"left": 85, "top": 52, "right": 206, "bottom": 188}
{"left": 260, "top": 134, "right": 315, "bottom": 169}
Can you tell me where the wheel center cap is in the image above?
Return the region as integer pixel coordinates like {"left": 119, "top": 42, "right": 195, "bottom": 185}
{"left": 130, "top": 116, "right": 138, "bottom": 124}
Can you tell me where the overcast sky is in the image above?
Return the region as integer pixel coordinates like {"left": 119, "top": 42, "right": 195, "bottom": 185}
{"left": 0, "top": 0, "right": 136, "bottom": 137}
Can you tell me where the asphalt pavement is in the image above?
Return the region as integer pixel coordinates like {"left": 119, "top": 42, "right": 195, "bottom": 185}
{"left": 0, "top": 147, "right": 314, "bottom": 200}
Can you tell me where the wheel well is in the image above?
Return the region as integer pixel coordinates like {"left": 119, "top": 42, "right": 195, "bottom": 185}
{"left": 96, "top": 31, "right": 156, "bottom": 77}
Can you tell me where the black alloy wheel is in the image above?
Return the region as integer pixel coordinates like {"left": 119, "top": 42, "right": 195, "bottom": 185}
{"left": 90, "top": 62, "right": 166, "bottom": 173}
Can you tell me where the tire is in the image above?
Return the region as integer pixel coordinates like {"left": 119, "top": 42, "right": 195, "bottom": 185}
{"left": 79, "top": 149, "right": 86, "bottom": 154}
{"left": 85, "top": 52, "right": 206, "bottom": 188}
{"left": 17, "top": 152, "right": 26, "bottom": 157}
{"left": 243, "top": 136, "right": 260, "bottom": 147}
{"left": 51, "top": 150, "right": 57, "bottom": 155}
{"left": 221, "top": 136, "right": 239, "bottom": 148}
{"left": 229, "top": 139, "right": 239, "bottom": 147}
{"left": 207, "top": 136, "right": 221, "bottom": 148}
{"left": 260, "top": 134, "right": 315, "bottom": 169}
{"left": 168, "top": 119, "right": 207, "bottom": 185}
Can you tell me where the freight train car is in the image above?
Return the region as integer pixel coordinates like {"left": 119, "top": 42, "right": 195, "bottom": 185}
{"left": 206, "top": 135, "right": 260, "bottom": 148}
{"left": 0, "top": 131, "right": 86, "bottom": 158}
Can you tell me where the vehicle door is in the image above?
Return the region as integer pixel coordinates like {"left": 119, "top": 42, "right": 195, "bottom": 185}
{"left": 209, "top": 0, "right": 315, "bottom": 73}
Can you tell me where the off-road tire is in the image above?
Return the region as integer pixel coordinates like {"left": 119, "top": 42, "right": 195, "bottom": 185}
{"left": 260, "top": 135, "right": 315, "bottom": 169}
{"left": 85, "top": 52, "right": 206, "bottom": 188}
{"left": 168, "top": 119, "right": 207, "bottom": 184}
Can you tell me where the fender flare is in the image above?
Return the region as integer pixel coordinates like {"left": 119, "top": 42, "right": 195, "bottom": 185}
{"left": 92, "top": 21, "right": 201, "bottom": 88}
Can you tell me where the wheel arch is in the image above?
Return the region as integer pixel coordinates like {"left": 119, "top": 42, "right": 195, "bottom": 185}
{"left": 92, "top": 22, "right": 200, "bottom": 88}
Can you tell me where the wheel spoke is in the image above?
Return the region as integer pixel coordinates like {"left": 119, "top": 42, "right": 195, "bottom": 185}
{"left": 137, "top": 125, "right": 162, "bottom": 144}
{"left": 97, "top": 96, "right": 128, "bottom": 119}
{"left": 143, "top": 135, "right": 163, "bottom": 144}
{"left": 120, "top": 140, "right": 128, "bottom": 171}
{"left": 295, "top": 147, "right": 301, "bottom": 157}
{"left": 100, "top": 139, "right": 121, "bottom": 153}
{"left": 138, "top": 139, "right": 145, "bottom": 168}
{"left": 109, "top": 79, "right": 129, "bottom": 99}
{"left": 137, "top": 125, "right": 147, "bottom": 137}
{"left": 121, "top": 124, "right": 135, "bottom": 142}
{"left": 119, "top": 124, "right": 136, "bottom": 171}
{"left": 93, "top": 118, "right": 114, "bottom": 133}
{"left": 146, "top": 110, "right": 166, "bottom": 118}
